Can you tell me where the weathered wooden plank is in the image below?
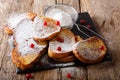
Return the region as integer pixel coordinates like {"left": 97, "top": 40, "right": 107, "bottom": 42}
{"left": 0, "top": 0, "right": 34, "bottom": 80}
{"left": 0, "top": 0, "right": 13, "bottom": 26}
{"left": 0, "top": 44, "right": 26, "bottom": 80}
{"left": 0, "top": 29, "right": 4, "bottom": 46}
{"left": 9, "top": 0, "right": 34, "bottom": 13}
{"left": 60, "top": 67, "right": 87, "bottom": 80}
{"left": 1, "top": 0, "right": 120, "bottom": 80}
{"left": 81, "top": 0, "right": 120, "bottom": 80}
{"left": 33, "top": 0, "right": 56, "bottom": 16}
{"left": 87, "top": 62, "right": 115, "bottom": 80}
{"left": 34, "top": 69, "right": 60, "bottom": 80}
{"left": 0, "top": 0, "right": 14, "bottom": 70}
{"left": 109, "top": 11, "right": 120, "bottom": 80}
{"left": 57, "top": 0, "right": 80, "bottom": 12}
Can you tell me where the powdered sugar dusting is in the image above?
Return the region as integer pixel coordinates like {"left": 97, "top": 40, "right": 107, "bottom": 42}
{"left": 7, "top": 13, "right": 31, "bottom": 30}
{"left": 17, "top": 38, "right": 46, "bottom": 55}
{"left": 49, "top": 29, "right": 75, "bottom": 53}
{"left": 34, "top": 16, "right": 61, "bottom": 39}
{"left": 73, "top": 40, "right": 101, "bottom": 61}
{"left": 15, "top": 19, "right": 47, "bottom": 56}
{"left": 15, "top": 19, "right": 36, "bottom": 42}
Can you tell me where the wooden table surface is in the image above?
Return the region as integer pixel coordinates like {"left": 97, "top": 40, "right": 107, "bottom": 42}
{"left": 0, "top": 0, "right": 120, "bottom": 80}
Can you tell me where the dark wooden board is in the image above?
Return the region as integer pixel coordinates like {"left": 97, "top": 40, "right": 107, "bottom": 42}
{"left": 17, "top": 12, "right": 111, "bottom": 74}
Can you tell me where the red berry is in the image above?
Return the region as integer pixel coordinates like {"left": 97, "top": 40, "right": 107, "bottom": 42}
{"left": 66, "top": 73, "right": 71, "bottom": 78}
{"left": 26, "top": 73, "right": 32, "bottom": 79}
{"left": 57, "top": 47, "right": 62, "bottom": 51}
{"left": 43, "top": 21, "right": 47, "bottom": 26}
{"left": 56, "top": 20, "right": 60, "bottom": 26}
{"left": 99, "top": 45, "right": 104, "bottom": 50}
{"left": 56, "top": 37, "right": 64, "bottom": 43}
{"left": 80, "top": 19, "right": 86, "bottom": 24}
{"left": 30, "top": 43, "right": 34, "bottom": 48}
{"left": 86, "top": 25, "right": 91, "bottom": 28}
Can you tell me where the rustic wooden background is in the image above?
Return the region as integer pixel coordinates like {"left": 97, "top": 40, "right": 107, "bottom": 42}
{"left": 0, "top": 0, "right": 120, "bottom": 80}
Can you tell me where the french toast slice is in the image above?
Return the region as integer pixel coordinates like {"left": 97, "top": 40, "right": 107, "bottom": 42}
{"left": 48, "top": 28, "right": 76, "bottom": 61}
{"left": 73, "top": 36, "right": 107, "bottom": 63}
{"left": 12, "top": 19, "right": 47, "bottom": 70}
{"left": 12, "top": 47, "right": 46, "bottom": 70}
{"left": 33, "top": 16, "right": 61, "bottom": 41}
{"left": 51, "top": 35, "right": 83, "bottom": 62}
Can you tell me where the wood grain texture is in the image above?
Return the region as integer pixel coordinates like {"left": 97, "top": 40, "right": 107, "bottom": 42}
{"left": 34, "top": 69, "right": 60, "bottom": 80}
{"left": 33, "top": 0, "right": 56, "bottom": 16}
{"left": 81, "top": 0, "right": 120, "bottom": 80}
{"left": 0, "top": 0, "right": 34, "bottom": 80}
{"left": 61, "top": 67, "right": 87, "bottom": 80}
{"left": 57, "top": 0, "right": 80, "bottom": 12}
{"left": 0, "top": 0, "right": 120, "bottom": 80}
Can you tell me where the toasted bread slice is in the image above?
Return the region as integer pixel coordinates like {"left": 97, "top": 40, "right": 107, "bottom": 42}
{"left": 12, "top": 19, "right": 47, "bottom": 70}
{"left": 48, "top": 28, "right": 76, "bottom": 60}
{"left": 33, "top": 16, "right": 61, "bottom": 41}
{"left": 75, "top": 36, "right": 83, "bottom": 42}
{"left": 12, "top": 47, "right": 46, "bottom": 70}
{"left": 73, "top": 36, "right": 107, "bottom": 63}
{"left": 4, "top": 13, "right": 36, "bottom": 35}
{"left": 53, "top": 54, "right": 76, "bottom": 62}
{"left": 49, "top": 35, "right": 83, "bottom": 62}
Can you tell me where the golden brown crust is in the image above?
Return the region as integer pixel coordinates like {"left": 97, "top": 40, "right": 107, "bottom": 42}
{"left": 4, "top": 25, "right": 13, "bottom": 35}
{"left": 27, "top": 13, "right": 37, "bottom": 21}
{"left": 33, "top": 39, "right": 48, "bottom": 45}
{"left": 48, "top": 28, "right": 76, "bottom": 62}
{"left": 39, "top": 16, "right": 57, "bottom": 25}
{"left": 53, "top": 54, "right": 76, "bottom": 62}
{"left": 12, "top": 46, "right": 47, "bottom": 70}
{"left": 73, "top": 36, "right": 107, "bottom": 64}
{"left": 75, "top": 36, "right": 83, "bottom": 42}
{"left": 48, "top": 48, "right": 73, "bottom": 59}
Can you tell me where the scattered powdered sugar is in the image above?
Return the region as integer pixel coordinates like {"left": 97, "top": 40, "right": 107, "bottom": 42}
{"left": 49, "top": 32, "right": 75, "bottom": 53}
{"left": 7, "top": 13, "right": 31, "bottom": 30}
{"left": 35, "top": 26, "right": 60, "bottom": 38}
{"left": 15, "top": 19, "right": 47, "bottom": 56}
{"left": 34, "top": 16, "right": 61, "bottom": 38}
{"left": 34, "top": 16, "right": 43, "bottom": 27}
{"left": 15, "top": 19, "right": 36, "bottom": 42}
{"left": 8, "top": 14, "right": 62, "bottom": 56}
{"left": 79, "top": 47, "right": 100, "bottom": 60}
{"left": 73, "top": 41, "right": 101, "bottom": 60}
{"left": 17, "top": 38, "right": 46, "bottom": 56}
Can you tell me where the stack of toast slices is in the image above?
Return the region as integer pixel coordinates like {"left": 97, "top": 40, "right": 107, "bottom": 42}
{"left": 4, "top": 13, "right": 107, "bottom": 70}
